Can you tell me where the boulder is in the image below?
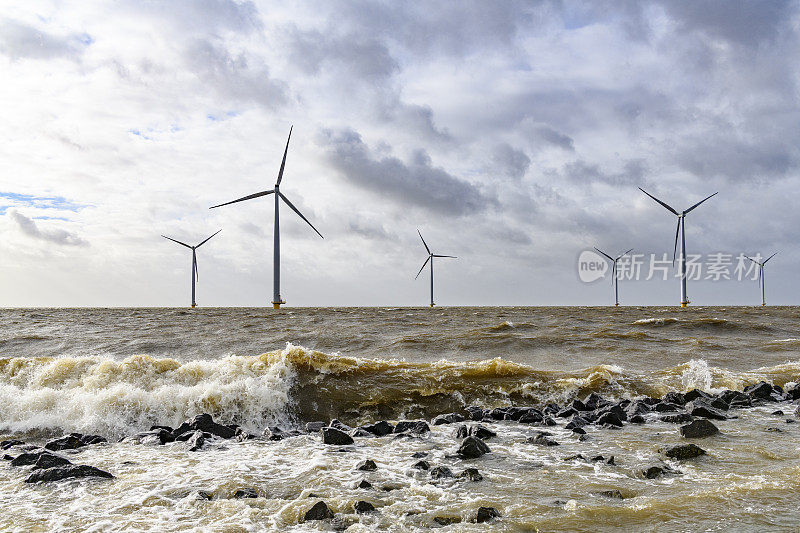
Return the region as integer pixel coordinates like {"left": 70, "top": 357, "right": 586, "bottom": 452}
{"left": 518, "top": 410, "right": 544, "bottom": 424}
{"left": 356, "top": 459, "right": 377, "bottom": 471}
{"left": 25, "top": 465, "right": 113, "bottom": 483}
{"left": 434, "top": 517, "right": 460, "bottom": 526}
{"left": 556, "top": 407, "right": 578, "bottom": 418}
{"left": 583, "top": 393, "right": 610, "bottom": 411}
{"left": 465, "top": 406, "right": 485, "bottom": 421}
{"left": 475, "top": 507, "right": 500, "bottom": 523}
{"left": 744, "top": 381, "right": 775, "bottom": 400}
{"left": 660, "top": 413, "right": 694, "bottom": 424}
{"left": 430, "top": 466, "right": 453, "bottom": 479}
{"left": 329, "top": 419, "right": 353, "bottom": 432}
{"left": 488, "top": 408, "right": 509, "bottom": 420}
{"left": 304, "top": 501, "right": 334, "bottom": 521}
{"left": 356, "top": 479, "right": 372, "bottom": 489}
{"left": 354, "top": 501, "right": 375, "bottom": 513}
{"left": 457, "top": 436, "right": 490, "bottom": 459}
{"left": 173, "top": 414, "right": 235, "bottom": 439}
{"left": 361, "top": 421, "right": 394, "bottom": 436}
{"left": 394, "top": 421, "right": 430, "bottom": 434}
{"left": 350, "top": 429, "right": 374, "bottom": 438}
{"left": 322, "top": 427, "right": 354, "bottom": 446}
{"left": 305, "top": 421, "right": 326, "bottom": 433}
{"left": 235, "top": 428, "right": 257, "bottom": 442}
{"left": 595, "top": 412, "right": 624, "bottom": 427}
{"left": 433, "top": 413, "right": 465, "bottom": 425}
{"left": 262, "top": 426, "right": 286, "bottom": 441}
{"left": 787, "top": 383, "right": 800, "bottom": 401}
{"left": 233, "top": 488, "right": 258, "bottom": 499}
{"left": 680, "top": 419, "right": 719, "bottom": 438}
{"left": 654, "top": 402, "right": 683, "bottom": 412}
{"left": 663, "top": 443, "right": 706, "bottom": 459}
{"left": 470, "top": 425, "right": 497, "bottom": 440}
{"left": 187, "top": 430, "right": 206, "bottom": 451}
{"left": 571, "top": 399, "right": 588, "bottom": 411}
{"left": 140, "top": 429, "right": 175, "bottom": 445}
{"left": 455, "top": 425, "right": 469, "bottom": 439}
{"left": 458, "top": 467, "right": 483, "bottom": 481}
{"left": 663, "top": 391, "right": 686, "bottom": 406}
{"left": 44, "top": 434, "right": 85, "bottom": 452}
{"left": 643, "top": 466, "right": 665, "bottom": 479}
{"left": 565, "top": 416, "right": 590, "bottom": 430}
{"left": 0, "top": 439, "right": 25, "bottom": 450}
{"left": 413, "top": 460, "right": 430, "bottom": 470}
{"left": 683, "top": 389, "right": 711, "bottom": 402}
{"left": 11, "top": 450, "right": 59, "bottom": 467}
{"left": 719, "top": 390, "right": 749, "bottom": 406}
{"left": 527, "top": 433, "right": 559, "bottom": 446}
{"left": 33, "top": 453, "right": 72, "bottom": 470}
{"left": 685, "top": 401, "right": 727, "bottom": 420}
{"left": 629, "top": 414, "right": 646, "bottom": 424}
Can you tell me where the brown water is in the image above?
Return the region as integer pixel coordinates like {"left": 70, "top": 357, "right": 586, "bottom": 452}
{"left": 1, "top": 307, "right": 799, "bottom": 531}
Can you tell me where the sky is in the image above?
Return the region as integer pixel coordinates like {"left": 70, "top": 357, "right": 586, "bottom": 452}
{"left": 0, "top": 0, "right": 798, "bottom": 307}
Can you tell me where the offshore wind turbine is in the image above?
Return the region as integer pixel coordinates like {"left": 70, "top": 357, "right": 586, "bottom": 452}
{"left": 210, "top": 126, "right": 323, "bottom": 309}
{"left": 594, "top": 247, "right": 633, "bottom": 307}
{"left": 161, "top": 229, "right": 221, "bottom": 308}
{"left": 639, "top": 187, "right": 717, "bottom": 307}
{"left": 745, "top": 252, "right": 778, "bottom": 306}
{"left": 415, "top": 230, "right": 456, "bottom": 307}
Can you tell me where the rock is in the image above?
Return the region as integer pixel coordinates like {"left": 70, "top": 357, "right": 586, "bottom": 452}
{"left": 150, "top": 425, "right": 173, "bottom": 433}
{"left": 663, "top": 443, "right": 706, "bottom": 459}
{"left": 556, "top": 407, "right": 578, "bottom": 418}
{"left": 626, "top": 401, "right": 652, "bottom": 417}
{"left": 0, "top": 439, "right": 25, "bottom": 450}
{"left": 304, "top": 501, "right": 334, "bottom": 521}
{"left": 433, "top": 413, "right": 465, "bottom": 425}
{"left": 543, "top": 416, "right": 557, "bottom": 426}
{"left": 654, "top": 402, "right": 683, "bottom": 412}
{"left": 663, "top": 391, "right": 686, "bottom": 406}
{"left": 680, "top": 419, "right": 719, "bottom": 438}
{"left": 233, "top": 488, "right": 258, "bottom": 499}
{"left": 357, "top": 459, "right": 377, "bottom": 471}
{"left": 709, "top": 397, "right": 729, "bottom": 411}
{"left": 684, "top": 389, "right": 711, "bottom": 402}
{"left": 235, "top": 428, "right": 257, "bottom": 442}
{"left": 564, "top": 454, "right": 586, "bottom": 461}
{"left": 465, "top": 406, "right": 484, "bottom": 421}
{"left": 354, "top": 501, "right": 375, "bottom": 513}
{"left": 771, "top": 410, "right": 784, "bottom": 416}
{"left": 322, "top": 427, "right": 354, "bottom": 446}
{"left": 458, "top": 467, "right": 483, "bottom": 481}
{"left": 488, "top": 408, "right": 509, "bottom": 420}
{"left": 433, "top": 517, "right": 460, "bottom": 526}
{"left": 719, "top": 390, "right": 749, "bottom": 406}
{"left": 413, "top": 460, "right": 430, "bottom": 470}
{"left": 305, "top": 421, "right": 326, "bottom": 433}
{"left": 329, "top": 419, "right": 353, "bottom": 432}
{"left": 196, "top": 490, "right": 213, "bottom": 500}
{"left": 590, "top": 455, "right": 606, "bottom": 462}
{"left": 10, "top": 450, "right": 57, "bottom": 467}
{"left": 475, "top": 507, "right": 500, "bottom": 523}
{"left": 187, "top": 430, "right": 206, "bottom": 451}
{"left": 457, "top": 436, "right": 491, "bottom": 459}
{"left": 173, "top": 414, "right": 235, "bottom": 439}
{"left": 263, "top": 426, "right": 286, "bottom": 441}
{"left": 44, "top": 434, "right": 85, "bottom": 451}
{"left": 33, "top": 453, "right": 72, "bottom": 470}
{"left": 597, "top": 404, "right": 628, "bottom": 422}
{"left": 685, "top": 401, "right": 727, "bottom": 420}
{"left": 518, "top": 410, "right": 544, "bottom": 424}
{"left": 593, "top": 490, "right": 624, "bottom": 499}
{"left": 571, "top": 399, "right": 588, "bottom": 411}
{"left": 350, "top": 429, "right": 374, "bottom": 438}
{"left": 470, "top": 425, "right": 497, "bottom": 440}
{"left": 361, "top": 421, "right": 394, "bottom": 436}
{"left": 140, "top": 429, "right": 175, "bottom": 445}
{"left": 455, "top": 425, "right": 469, "bottom": 439}
{"left": 583, "top": 393, "right": 610, "bottom": 411}
{"left": 565, "top": 416, "right": 589, "bottom": 430}
{"left": 527, "top": 433, "right": 559, "bottom": 446}
{"left": 25, "top": 465, "right": 113, "bottom": 483}
{"left": 629, "top": 414, "right": 646, "bottom": 424}
{"left": 411, "top": 451, "right": 428, "bottom": 458}
{"left": 643, "top": 466, "right": 665, "bottom": 479}
{"left": 572, "top": 427, "right": 587, "bottom": 435}
{"left": 787, "top": 383, "right": 800, "bottom": 401}
{"left": 394, "top": 421, "right": 430, "bottom": 434}
{"left": 660, "top": 413, "right": 694, "bottom": 424}
{"left": 606, "top": 456, "right": 616, "bottom": 465}
{"left": 356, "top": 479, "right": 372, "bottom": 489}
{"left": 430, "top": 466, "right": 453, "bottom": 479}
{"left": 595, "top": 412, "right": 624, "bottom": 427}
{"left": 744, "top": 381, "right": 775, "bottom": 400}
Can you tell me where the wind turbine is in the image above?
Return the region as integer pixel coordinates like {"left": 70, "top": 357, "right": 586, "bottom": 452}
{"left": 415, "top": 230, "right": 456, "bottom": 307}
{"left": 594, "top": 247, "right": 633, "bottom": 307}
{"left": 210, "top": 126, "right": 323, "bottom": 309}
{"left": 639, "top": 187, "right": 717, "bottom": 307}
{"left": 745, "top": 252, "right": 777, "bottom": 306}
{"left": 161, "top": 229, "right": 221, "bottom": 308}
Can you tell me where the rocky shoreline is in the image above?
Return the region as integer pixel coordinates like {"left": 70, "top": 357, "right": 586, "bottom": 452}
{"left": 3, "top": 380, "right": 798, "bottom": 526}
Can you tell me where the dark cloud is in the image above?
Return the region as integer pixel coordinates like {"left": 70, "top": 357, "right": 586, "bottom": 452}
{"left": 563, "top": 159, "right": 648, "bottom": 187}
{"left": 318, "top": 128, "right": 492, "bottom": 216}
{"left": 674, "top": 138, "right": 796, "bottom": 182}
{"left": 11, "top": 211, "right": 88, "bottom": 246}
{"left": 0, "top": 19, "right": 89, "bottom": 61}
{"left": 534, "top": 126, "right": 575, "bottom": 151}
{"left": 492, "top": 143, "right": 531, "bottom": 180}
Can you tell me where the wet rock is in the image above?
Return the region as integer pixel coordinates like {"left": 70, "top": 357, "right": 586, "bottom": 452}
{"left": 680, "top": 419, "right": 719, "bottom": 438}
{"left": 263, "top": 426, "right": 286, "bottom": 441}
{"left": 44, "top": 434, "right": 85, "bottom": 451}
{"left": 766, "top": 427, "right": 782, "bottom": 432}
{"left": 593, "top": 489, "right": 624, "bottom": 499}
{"left": 350, "top": 429, "right": 374, "bottom": 438}
{"left": 597, "top": 404, "right": 628, "bottom": 421}
{"left": 685, "top": 401, "right": 727, "bottom": 420}
{"left": 643, "top": 465, "right": 665, "bottom": 479}
{"left": 235, "top": 428, "right": 257, "bottom": 442}
{"left": 475, "top": 506, "right": 500, "bottom": 523}
{"left": 787, "top": 383, "right": 800, "bottom": 401}
{"left": 660, "top": 413, "right": 694, "bottom": 424}
{"left": 394, "top": 421, "right": 430, "bottom": 434}
{"left": 489, "top": 408, "right": 509, "bottom": 420}
{"left": 411, "top": 451, "right": 429, "bottom": 458}
{"left": 663, "top": 391, "right": 686, "bottom": 406}
{"left": 0, "top": 439, "right": 25, "bottom": 450}
{"left": 590, "top": 455, "right": 606, "bottom": 462}
{"left": 564, "top": 454, "right": 586, "bottom": 461}
{"left": 744, "top": 381, "right": 776, "bottom": 401}
{"left": 433, "top": 413, "right": 465, "bottom": 425}
{"left": 356, "top": 479, "right": 372, "bottom": 489}
{"left": 518, "top": 409, "right": 544, "bottom": 424}
{"left": 433, "top": 516, "right": 460, "bottom": 526}
{"left": 719, "top": 390, "right": 749, "bottom": 406}
{"left": 140, "top": 429, "right": 175, "bottom": 445}
{"left": 174, "top": 414, "right": 235, "bottom": 440}
{"left": 595, "top": 412, "right": 624, "bottom": 428}
{"left": 528, "top": 432, "right": 559, "bottom": 446}
{"left": 305, "top": 421, "right": 326, "bottom": 433}
{"left": 430, "top": 466, "right": 453, "bottom": 479}
{"left": 413, "top": 460, "right": 430, "bottom": 470}
{"left": 571, "top": 399, "right": 588, "bottom": 411}
{"left": 187, "top": 430, "right": 206, "bottom": 451}
{"left": 663, "top": 443, "right": 706, "bottom": 459}
{"left": 458, "top": 467, "right": 483, "bottom": 481}
{"left": 455, "top": 424, "right": 469, "bottom": 439}
{"left": 572, "top": 427, "right": 587, "bottom": 435}
{"left": 465, "top": 406, "right": 484, "bottom": 421}
{"left": 10, "top": 450, "right": 57, "bottom": 467}
{"left": 543, "top": 416, "right": 557, "bottom": 426}
{"left": 543, "top": 403, "right": 560, "bottom": 415}
{"left": 32, "top": 453, "right": 72, "bottom": 470}
{"left": 233, "top": 488, "right": 258, "bottom": 499}
{"left": 583, "top": 393, "right": 611, "bottom": 411}
{"left": 606, "top": 456, "right": 616, "bottom": 465}
{"left": 771, "top": 410, "right": 784, "bottom": 416}
{"left": 322, "top": 427, "right": 354, "bottom": 446}
{"left": 626, "top": 401, "right": 652, "bottom": 417}
{"left": 196, "top": 490, "right": 213, "bottom": 500}
{"left": 556, "top": 407, "right": 578, "bottom": 418}
{"left": 470, "top": 425, "right": 497, "bottom": 440}
{"left": 329, "top": 419, "right": 353, "bottom": 432}
{"left": 356, "top": 459, "right": 377, "bottom": 471}
{"left": 361, "top": 421, "right": 394, "bottom": 436}
{"left": 565, "top": 416, "right": 589, "bottom": 430}
{"left": 354, "top": 501, "right": 375, "bottom": 513}
{"left": 709, "top": 397, "right": 729, "bottom": 411}
{"left": 654, "top": 402, "right": 683, "bottom": 412}
{"left": 457, "top": 436, "right": 491, "bottom": 458}
{"left": 504, "top": 407, "right": 531, "bottom": 421}
{"left": 304, "top": 501, "right": 334, "bottom": 521}
{"left": 25, "top": 465, "right": 113, "bottom": 483}
{"left": 629, "top": 414, "right": 646, "bottom": 424}
{"left": 684, "top": 389, "right": 712, "bottom": 402}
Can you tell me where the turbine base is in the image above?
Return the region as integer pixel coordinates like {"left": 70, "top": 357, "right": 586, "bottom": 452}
{"left": 271, "top": 298, "right": 286, "bottom": 309}
{"left": 430, "top": 303, "right": 435, "bottom": 308}
{"left": 191, "top": 304, "right": 196, "bottom": 308}
{"left": 680, "top": 302, "right": 688, "bottom": 308}
{"left": 614, "top": 303, "right": 619, "bottom": 307}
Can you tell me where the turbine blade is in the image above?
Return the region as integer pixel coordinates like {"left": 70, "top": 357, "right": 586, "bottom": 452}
{"left": 616, "top": 248, "right": 634, "bottom": 260}
{"left": 763, "top": 252, "right": 778, "bottom": 264}
{"left": 162, "top": 235, "right": 192, "bottom": 249}
{"left": 417, "top": 230, "right": 431, "bottom": 254}
{"left": 593, "top": 247, "right": 614, "bottom": 261}
{"left": 672, "top": 218, "right": 680, "bottom": 265}
{"left": 278, "top": 192, "right": 323, "bottom": 238}
{"left": 432, "top": 254, "right": 457, "bottom": 258}
{"left": 196, "top": 229, "right": 222, "bottom": 248}
{"left": 744, "top": 255, "right": 759, "bottom": 265}
{"left": 415, "top": 256, "right": 431, "bottom": 279}
{"left": 683, "top": 191, "right": 718, "bottom": 214}
{"left": 209, "top": 190, "right": 274, "bottom": 209}
{"left": 276, "top": 126, "right": 293, "bottom": 186}
{"left": 611, "top": 261, "right": 616, "bottom": 285}
{"left": 193, "top": 252, "right": 198, "bottom": 282}
{"left": 639, "top": 187, "right": 679, "bottom": 215}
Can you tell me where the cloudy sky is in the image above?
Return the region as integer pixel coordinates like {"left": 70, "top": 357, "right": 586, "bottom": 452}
{"left": 1, "top": 0, "right": 798, "bottom": 307}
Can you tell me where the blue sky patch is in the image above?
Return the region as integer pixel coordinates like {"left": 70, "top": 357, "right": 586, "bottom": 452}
{"left": 0, "top": 192, "right": 87, "bottom": 212}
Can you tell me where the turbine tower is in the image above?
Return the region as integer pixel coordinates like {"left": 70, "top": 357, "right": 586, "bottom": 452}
{"left": 639, "top": 187, "right": 717, "bottom": 307}
{"left": 745, "top": 252, "right": 777, "bottom": 306}
{"left": 415, "top": 230, "right": 456, "bottom": 307}
{"left": 162, "top": 229, "right": 221, "bottom": 308}
{"left": 210, "top": 126, "right": 323, "bottom": 309}
{"left": 594, "top": 247, "right": 633, "bottom": 307}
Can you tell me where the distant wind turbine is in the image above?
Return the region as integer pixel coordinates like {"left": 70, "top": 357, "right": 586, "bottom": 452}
{"left": 639, "top": 187, "right": 717, "bottom": 307}
{"left": 745, "top": 252, "right": 778, "bottom": 306}
{"left": 415, "top": 230, "right": 456, "bottom": 307}
{"left": 594, "top": 247, "right": 633, "bottom": 307}
{"left": 162, "top": 229, "right": 221, "bottom": 308}
{"left": 210, "top": 126, "right": 323, "bottom": 309}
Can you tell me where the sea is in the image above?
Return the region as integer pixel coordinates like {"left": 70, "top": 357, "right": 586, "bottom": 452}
{"left": 1, "top": 306, "right": 799, "bottom": 532}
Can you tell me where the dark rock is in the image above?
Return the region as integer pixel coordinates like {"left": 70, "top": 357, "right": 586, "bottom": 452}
{"left": 44, "top": 434, "right": 85, "bottom": 451}
{"left": 684, "top": 389, "right": 711, "bottom": 402}
{"left": 305, "top": 421, "right": 326, "bottom": 433}
{"left": 356, "top": 479, "right": 372, "bottom": 489}
{"left": 361, "top": 421, "right": 394, "bottom": 436}
{"left": 685, "top": 401, "right": 727, "bottom": 420}
{"left": 518, "top": 410, "right": 544, "bottom": 424}
{"left": 322, "top": 427, "right": 354, "bottom": 446}
{"left": 593, "top": 490, "right": 624, "bottom": 499}
{"left": 33, "top": 453, "right": 72, "bottom": 470}
{"left": 357, "top": 459, "right": 377, "bottom": 471}
{"left": 663, "top": 443, "right": 706, "bottom": 459}
{"left": 0, "top": 439, "right": 25, "bottom": 450}
{"left": 663, "top": 391, "right": 686, "bottom": 406}
{"left": 503, "top": 407, "right": 530, "bottom": 421}
{"left": 590, "top": 455, "right": 606, "bottom": 462}
{"left": 25, "top": 465, "right": 113, "bottom": 483}
{"left": 606, "top": 456, "right": 616, "bottom": 465}
{"left": 433, "top": 413, "right": 465, "bottom": 425}
{"left": 772, "top": 410, "right": 784, "bottom": 416}
{"left": 235, "top": 428, "right": 257, "bottom": 442}
{"left": 411, "top": 451, "right": 428, "bottom": 458}
{"left": 354, "top": 501, "right": 375, "bottom": 513}
{"left": 654, "top": 402, "right": 683, "bottom": 412}
{"left": 744, "top": 381, "right": 775, "bottom": 400}
{"left": 660, "top": 413, "right": 694, "bottom": 424}
{"left": 571, "top": 399, "right": 588, "bottom": 411}
{"left": 11, "top": 450, "right": 57, "bottom": 467}
{"left": 430, "top": 466, "right": 453, "bottom": 479}
{"left": 475, "top": 506, "right": 500, "bottom": 523}
{"left": 394, "top": 421, "right": 430, "bottom": 434}
{"left": 642, "top": 397, "right": 662, "bottom": 406}
{"left": 173, "top": 414, "right": 235, "bottom": 440}
{"left": 470, "top": 425, "right": 497, "bottom": 440}
{"left": 787, "top": 384, "right": 800, "bottom": 401}
{"left": 457, "top": 436, "right": 491, "bottom": 459}
{"left": 140, "top": 429, "right": 175, "bottom": 445}
{"left": 458, "top": 467, "right": 483, "bottom": 481}
{"left": 233, "top": 488, "right": 258, "bottom": 499}
{"left": 595, "top": 412, "right": 624, "bottom": 427}
{"left": 304, "top": 501, "right": 334, "bottom": 521}
{"left": 719, "top": 390, "right": 749, "bottom": 406}
{"left": 489, "top": 408, "right": 509, "bottom": 420}
{"left": 413, "top": 460, "right": 430, "bottom": 470}
{"left": 766, "top": 427, "right": 782, "bottom": 432}
{"left": 629, "top": 414, "right": 646, "bottom": 424}
{"left": 709, "top": 397, "right": 729, "bottom": 411}
{"left": 455, "top": 424, "right": 469, "bottom": 439}
{"left": 350, "top": 429, "right": 374, "bottom": 438}
{"left": 583, "top": 393, "right": 610, "bottom": 411}
{"left": 543, "top": 416, "right": 557, "bottom": 426}
{"left": 263, "top": 426, "right": 286, "bottom": 441}
{"left": 434, "top": 516, "right": 460, "bottom": 526}
{"left": 626, "top": 400, "right": 652, "bottom": 416}
{"left": 680, "top": 419, "right": 719, "bottom": 438}
{"left": 543, "top": 403, "right": 560, "bottom": 415}
{"left": 465, "top": 406, "right": 484, "bottom": 421}
{"left": 527, "top": 432, "right": 559, "bottom": 446}
{"left": 597, "top": 404, "right": 628, "bottom": 422}
{"left": 328, "top": 419, "right": 353, "bottom": 432}
{"left": 556, "top": 407, "right": 578, "bottom": 418}
{"left": 643, "top": 466, "right": 665, "bottom": 479}
{"left": 196, "top": 490, "right": 213, "bottom": 500}
{"left": 150, "top": 425, "right": 173, "bottom": 433}
{"left": 187, "top": 430, "right": 205, "bottom": 451}
{"left": 564, "top": 454, "right": 586, "bottom": 461}
{"left": 571, "top": 427, "right": 587, "bottom": 435}
{"left": 565, "top": 416, "right": 589, "bottom": 430}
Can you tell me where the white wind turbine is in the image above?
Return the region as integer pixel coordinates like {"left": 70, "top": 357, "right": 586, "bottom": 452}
{"left": 594, "top": 247, "right": 633, "bottom": 306}
{"left": 161, "top": 229, "right": 221, "bottom": 308}
{"left": 745, "top": 252, "right": 778, "bottom": 306}
{"left": 415, "top": 230, "right": 456, "bottom": 307}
